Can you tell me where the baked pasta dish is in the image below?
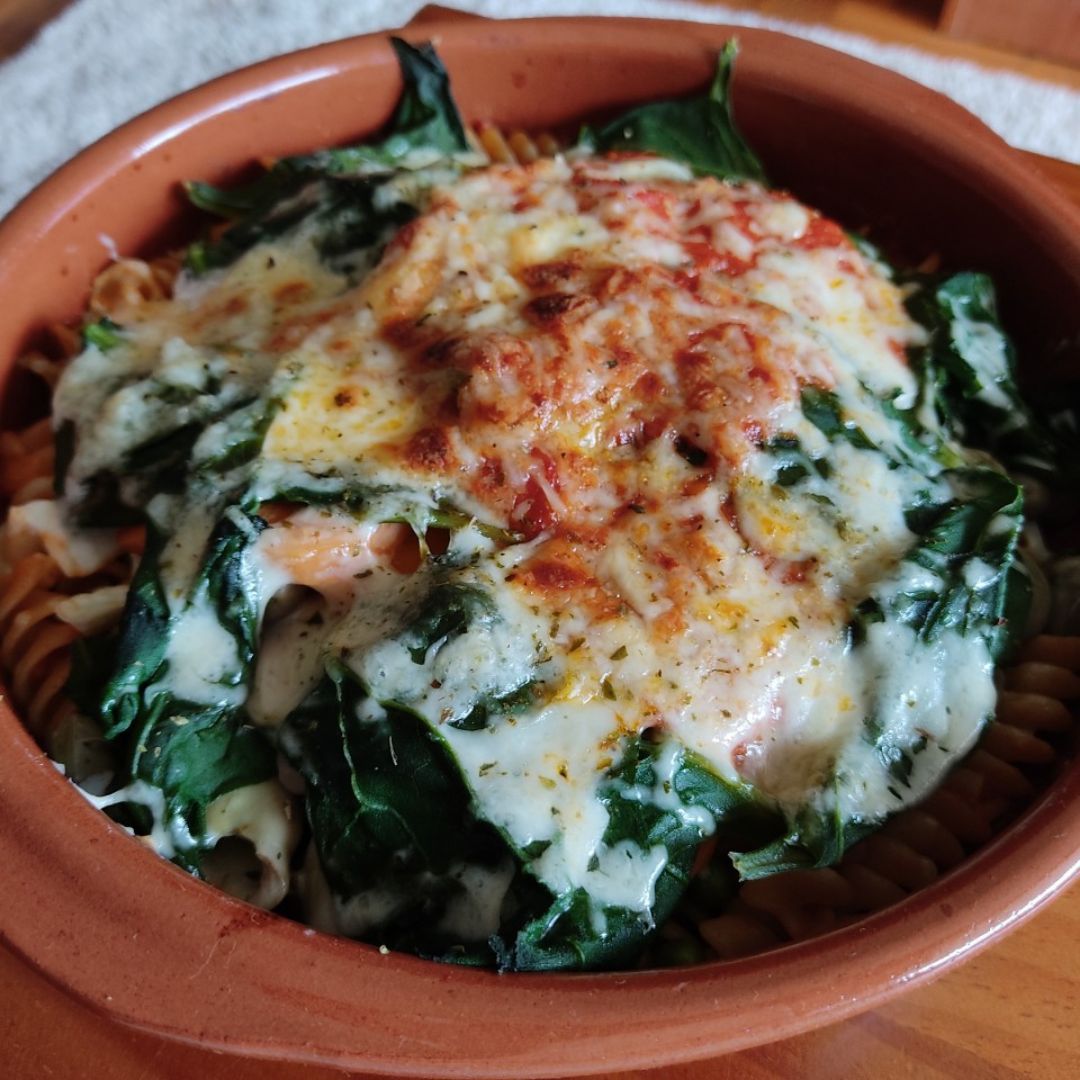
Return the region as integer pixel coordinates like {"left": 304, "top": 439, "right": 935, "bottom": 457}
{"left": 1, "top": 40, "right": 1077, "bottom": 971}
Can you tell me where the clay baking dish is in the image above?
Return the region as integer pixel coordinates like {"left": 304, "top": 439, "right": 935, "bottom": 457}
{"left": 1, "top": 15, "right": 1079, "bottom": 1078}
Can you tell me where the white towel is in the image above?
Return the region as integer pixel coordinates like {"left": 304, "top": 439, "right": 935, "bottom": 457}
{"left": 1, "top": 0, "right": 1077, "bottom": 217}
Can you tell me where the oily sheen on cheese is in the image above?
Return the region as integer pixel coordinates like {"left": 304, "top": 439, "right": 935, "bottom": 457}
{"left": 53, "top": 154, "right": 998, "bottom": 929}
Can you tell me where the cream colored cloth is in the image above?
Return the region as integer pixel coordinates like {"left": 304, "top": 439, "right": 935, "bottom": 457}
{"left": 1, "top": 0, "right": 1077, "bottom": 216}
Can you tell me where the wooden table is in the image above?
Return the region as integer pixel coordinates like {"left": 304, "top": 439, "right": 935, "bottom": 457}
{"left": 2, "top": 3, "right": 1079, "bottom": 1077}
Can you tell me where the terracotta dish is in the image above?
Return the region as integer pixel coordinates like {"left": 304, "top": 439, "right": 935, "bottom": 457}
{"left": 0, "top": 16, "right": 1078, "bottom": 1077}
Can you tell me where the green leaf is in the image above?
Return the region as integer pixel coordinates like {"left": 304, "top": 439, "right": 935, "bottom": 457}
{"left": 578, "top": 41, "right": 766, "bottom": 183}
{"left": 182, "top": 38, "right": 470, "bottom": 275}
{"left": 732, "top": 791, "right": 874, "bottom": 879}
{"left": 905, "top": 271, "right": 1075, "bottom": 482}
{"left": 280, "top": 666, "right": 524, "bottom": 960}
{"left": 195, "top": 397, "right": 281, "bottom": 475}
{"left": 82, "top": 317, "right": 125, "bottom": 351}
{"left": 295, "top": 38, "right": 471, "bottom": 176}
{"left": 285, "top": 668, "right": 492, "bottom": 890}
{"left": 511, "top": 738, "right": 775, "bottom": 971}
{"left": 99, "top": 526, "right": 171, "bottom": 739}
{"left": 800, "top": 386, "right": 876, "bottom": 451}
{"left": 399, "top": 582, "right": 496, "bottom": 665}
{"left": 764, "top": 433, "right": 832, "bottom": 487}
{"left": 129, "top": 699, "right": 276, "bottom": 871}
{"left": 95, "top": 508, "right": 277, "bottom": 871}
{"left": 197, "top": 510, "right": 268, "bottom": 665}
{"left": 891, "top": 467, "right": 1027, "bottom": 660}
{"left": 348, "top": 576, "right": 541, "bottom": 732}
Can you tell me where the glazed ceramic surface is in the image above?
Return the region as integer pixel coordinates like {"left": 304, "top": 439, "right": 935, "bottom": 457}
{"left": 0, "top": 17, "right": 1078, "bottom": 1077}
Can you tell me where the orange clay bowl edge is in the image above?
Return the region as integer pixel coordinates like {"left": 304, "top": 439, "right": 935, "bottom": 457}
{"left": 0, "top": 17, "right": 1079, "bottom": 1078}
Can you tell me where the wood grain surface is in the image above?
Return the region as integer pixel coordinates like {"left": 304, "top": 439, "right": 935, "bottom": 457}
{"left": 941, "top": 0, "right": 1080, "bottom": 68}
{"left": 1, "top": 3, "right": 1079, "bottom": 1078}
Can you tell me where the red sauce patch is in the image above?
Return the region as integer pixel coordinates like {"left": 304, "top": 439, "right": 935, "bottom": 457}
{"left": 273, "top": 281, "right": 313, "bottom": 306}
{"left": 683, "top": 240, "right": 755, "bottom": 277}
{"left": 632, "top": 188, "right": 673, "bottom": 220}
{"left": 521, "top": 260, "right": 581, "bottom": 289}
{"left": 796, "top": 216, "right": 847, "bottom": 250}
{"left": 404, "top": 426, "right": 454, "bottom": 472}
{"left": 510, "top": 476, "right": 559, "bottom": 540}
{"left": 525, "top": 559, "right": 590, "bottom": 590}
{"left": 524, "top": 292, "right": 596, "bottom": 325}
{"left": 780, "top": 558, "right": 817, "bottom": 585}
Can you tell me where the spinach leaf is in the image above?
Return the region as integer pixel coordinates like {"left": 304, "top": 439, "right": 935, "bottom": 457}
{"left": 82, "top": 317, "right": 124, "bottom": 351}
{"left": 301, "top": 598, "right": 773, "bottom": 970}
{"left": 578, "top": 40, "right": 766, "bottom": 184}
{"left": 398, "top": 582, "right": 496, "bottom": 666}
{"left": 512, "top": 738, "right": 774, "bottom": 971}
{"left": 905, "top": 272, "right": 1075, "bottom": 481}
{"left": 99, "top": 526, "right": 171, "bottom": 739}
{"left": 344, "top": 575, "right": 543, "bottom": 735}
{"left": 889, "top": 467, "right": 1027, "bottom": 660}
{"left": 295, "top": 38, "right": 472, "bottom": 176}
{"left": 194, "top": 396, "right": 281, "bottom": 475}
{"left": 128, "top": 698, "right": 276, "bottom": 872}
{"left": 68, "top": 370, "right": 278, "bottom": 525}
{"left": 764, "top": 433, "right": 832, "bottom": 487}
{"left": 198, "top": 510, "right": 267, "bottom": 664}
{"left": 183, "top": 38, "right": 471, "bottom": 274}
{"left": 283, "top": 666, "right": 499, "bottom": 893}
{"left": 187, "top": 176, "right": 419, "bottom": 277}
{"left": 731, "top": 792, "right": 875, "bottom": 879}
{"left": 731, "top": 464, "right": 1027, "bottom": 879}
{"left": 281, "top": 664, "right": 524, "bottom": 961}
{"left": 800, "top": 386, "right": 876, "bottom": 451}
{"left": 94, "top": 509, "right": 277, "bottom": 872}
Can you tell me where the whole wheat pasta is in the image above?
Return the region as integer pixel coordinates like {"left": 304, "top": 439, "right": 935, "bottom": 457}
{"left": 88, "top": 254, "right": 182, "bottom": 323}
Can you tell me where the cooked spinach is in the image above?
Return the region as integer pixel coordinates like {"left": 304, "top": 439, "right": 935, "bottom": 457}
{"left": 800, "top": 386, "right": 876, "bottom": 452}
{"left": 129, "top": 698, "right": 276, "bottom": 873}
{"left": 281, "top": 663, "right": 535, "bottom": 963}
{"left": 282, "top": 664, "right": 774, "bottom": 971}
{"left": 732, "top": 790, "right": 875, "bottom": 879}
{"left": 99, "top": 526, "right": 171, "bottom": 739}
{"left": 578, "top": 40, "right": 766, "bottom": 184}
{"left": 513, "top": 738, "right": 774, "bottom": 971}
{"left": 82, "top": 317, "right": 125, "bottom": 352}
{"left": 905, "top": 271, "right": 1075, "bottom": 481}
{"left": 184, "top": 38, "right": 471, "bottom": 274}
{"left": 765, "top": 433, "right": 832, "bottom": 487}
{"left": 888, "top": 467, "right": 1027, "bottom": 659}
{"left": 283, "top": 665, "right": 500, "bottom": 893}
{"left": 95, "top": 511, "right": 275, "bottom": 873}
{"left": 294, "top": 38, "right": 472, "bottom": 175}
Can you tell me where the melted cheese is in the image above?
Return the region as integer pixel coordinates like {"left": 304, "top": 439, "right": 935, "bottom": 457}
{"left": 54, "top": 154, "right": 1001, "bottom": 923}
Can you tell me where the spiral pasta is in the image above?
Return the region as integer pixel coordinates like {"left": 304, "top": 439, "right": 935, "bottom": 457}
{"left": 88, "top": 254, "right": 183, "bottom": 323}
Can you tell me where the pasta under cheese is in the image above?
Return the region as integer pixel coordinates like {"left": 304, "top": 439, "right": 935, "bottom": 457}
{"left": 0, "top": 39, "right": 1077, "bottom": 972}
